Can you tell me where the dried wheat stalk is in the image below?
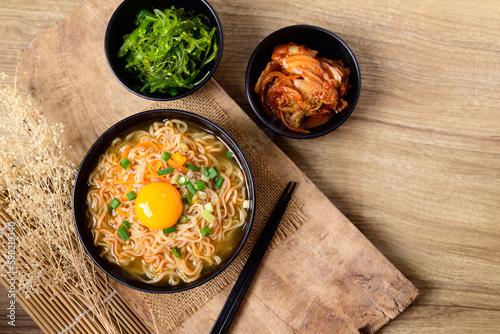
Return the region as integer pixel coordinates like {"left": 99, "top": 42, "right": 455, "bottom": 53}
{"left": 0, "top": 76, "right": 122, "bottom": 333}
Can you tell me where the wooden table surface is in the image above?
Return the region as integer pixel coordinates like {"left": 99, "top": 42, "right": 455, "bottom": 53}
{"left": 1, "top": 0, "right": 499, "bottom": 333}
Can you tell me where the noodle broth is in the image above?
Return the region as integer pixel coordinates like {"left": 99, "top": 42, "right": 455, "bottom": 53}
{"left": 86, "top": 119, "right": 250, "bottom": 286}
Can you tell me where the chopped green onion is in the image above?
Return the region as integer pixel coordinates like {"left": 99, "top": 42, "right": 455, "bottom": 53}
{"left": 208, "top": 166, "right": 218, "bottom": 179}
{"left": 120, "top": 158, "right": 131, "bottom": 170}
{"left": 179, "top": 143, "right": 189, "bottom": 151}
{"left": 172, "top": 246, "right": 182, "bottom": 259}
{"left": 161, "top": 152, "right": 172, "bottom": 161}
{"left": 157, "top": 167, "right": 174, "bottom": 175}
{"left": 109, "top": 198, "right": 121, "bottom": 210}
{"left": 186, "top": 164, "right": 200, "bottom": 171}
{"left": 215, "top": 176, "right": 224, "bottom": 189}
{"left": 126, "top": 191, "right": 137, "bottom": 201}
{"left": 178, "top": 215, "right": 188, "bottom": 225}
{"left": 117, "top": 226, "right": 130, "bottom": 241}
{"left": 186, "top": 181, "right": 196, "bottom": 195}
{"left": 201, "top": 174, "right": 210, "bottom": 182}
{"left": 226, "top": 151, "right": 233, "bottom": 159}
{"left": 121, "top": 220, "right": 131, "bottom": 228}
{"left": 204, "top": 202, "right": 214, "bottom": 213}
{"left": 181, "top": 194, "right": 193, "bottom": 205}
{"left": 176, "top": 176, "right": 186, "bottom": 185}
{"left": 200, "top": 226, "right": 212, "bottom": 237}
{"left": 163, "top": 226, "right": 177, "bottom": 234}
{"left": 201, "top": 166, "right": 209, "bottom": 177}
{"left": 194, "top": 180, "right": 206, "bottom": 191}
{"left": 201, "top": 210, "right": 215, "bottom": 223}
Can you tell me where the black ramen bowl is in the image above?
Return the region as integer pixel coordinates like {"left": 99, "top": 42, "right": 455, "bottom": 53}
{"left": 105, "top": 0, "right": 224, "bottom": 100}
{"left": 245, "top": 25, "right": 361, "bottom": 139}
{"left": 73, "top": 110, "right": 255, "bottom": 293}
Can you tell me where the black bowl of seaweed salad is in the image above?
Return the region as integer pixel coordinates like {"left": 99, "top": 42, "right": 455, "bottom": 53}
{"left": 105, "top": 0, "right": 223, "bottom": 100}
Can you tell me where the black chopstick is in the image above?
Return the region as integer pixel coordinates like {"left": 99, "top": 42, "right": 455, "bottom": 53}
{"left": 210, "top": 181, "right": 297, "bottom": 334}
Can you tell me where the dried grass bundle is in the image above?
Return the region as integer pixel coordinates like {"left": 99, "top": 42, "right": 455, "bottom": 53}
{"left": 0, "top": 77, "right": 121, "bottom": 333}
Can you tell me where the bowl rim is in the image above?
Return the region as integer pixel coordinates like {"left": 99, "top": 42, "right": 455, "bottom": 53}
{"left": 73, "top": 109, "right": 256, "bottom": 293}
{"left": 104, "top": 0, "right": 224, "bottom": 101}
{"left": 245, "top": 24, "right": 361, "bottom": 139}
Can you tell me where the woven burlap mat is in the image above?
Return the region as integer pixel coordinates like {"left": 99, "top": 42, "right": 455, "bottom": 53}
{"left": 138, "top": 87, "right": 306, "bottom": 330}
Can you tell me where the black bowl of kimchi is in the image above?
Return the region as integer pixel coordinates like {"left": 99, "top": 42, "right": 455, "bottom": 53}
{"left": 245, "top": 25, "right": 361, "bottom": 139}
{"left": 105, "top": 0, "right": 224, "bottom": 101}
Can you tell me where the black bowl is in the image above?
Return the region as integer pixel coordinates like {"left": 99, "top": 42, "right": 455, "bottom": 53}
{"left": 245, "top": 25, "right": 361, "bottom": 139}
{"left": 73, "top": 110, "right": 255, "bottom": 293}
{"left": 105, "top": 0, "right": 224, "bottom": 101}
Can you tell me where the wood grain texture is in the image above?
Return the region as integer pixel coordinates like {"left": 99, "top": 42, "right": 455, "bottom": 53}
{"left": 13, "top": 0, "right": 418, "bottom": 331}
{"left": 0, "top": 0, "right": 80, "bottom": 86}
{"left": 1, "top": 0, "right": 499, "bottom": 333}
{"left": 0, "top": 2, "right": 81, "bottom": 333}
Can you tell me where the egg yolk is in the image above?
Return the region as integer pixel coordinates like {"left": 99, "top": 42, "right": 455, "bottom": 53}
{"left": 135, "top": 182, "right": 183, "bottom": 230}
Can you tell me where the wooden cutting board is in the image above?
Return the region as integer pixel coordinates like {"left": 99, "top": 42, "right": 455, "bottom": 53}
{"left": 16, "top": 0, "right": 417, "bottom": 332}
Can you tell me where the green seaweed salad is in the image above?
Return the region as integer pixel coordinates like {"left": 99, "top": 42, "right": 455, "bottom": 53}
{"left": 118, "top": 7, "right": 219, "bottom": 95}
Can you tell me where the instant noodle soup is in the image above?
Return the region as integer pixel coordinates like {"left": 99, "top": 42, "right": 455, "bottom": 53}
{"left": 86, "top": 119, "right": 249, "bottom": 285}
